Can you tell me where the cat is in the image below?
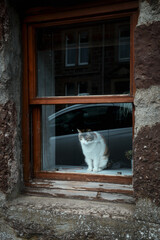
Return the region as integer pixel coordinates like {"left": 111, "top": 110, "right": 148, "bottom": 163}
{"left": 78, "top": 129, "right": 109, "bottom": 172}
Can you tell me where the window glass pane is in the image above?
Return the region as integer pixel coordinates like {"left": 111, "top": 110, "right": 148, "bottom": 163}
{"left": 79, "top": 47, "right": 89, "bottom": 65}
{"left": 65, "top": 33, "right": 76, "bottom": 66}
{"left": 36, "top": 31, "right": 55, "bottom": 96}
{"left": 36, "top": 17, "right": 130, "bottom": 97}
{"left": 79, "top": 31, "right": 89, "bottom": 65}
{"left": 119, "top": 27, "right": 130, "bottom": 61}
{"left": 41, "top": 103, "right": 132, "bottom": 175}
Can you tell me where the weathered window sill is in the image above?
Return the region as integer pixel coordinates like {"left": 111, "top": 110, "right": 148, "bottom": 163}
{"left": 24, "top": 179, "right": 134, "bottom": 204}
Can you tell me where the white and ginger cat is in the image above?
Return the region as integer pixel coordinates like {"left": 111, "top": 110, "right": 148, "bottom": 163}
{"left": 78, "top": 129, "right": 109, "bottom": 172}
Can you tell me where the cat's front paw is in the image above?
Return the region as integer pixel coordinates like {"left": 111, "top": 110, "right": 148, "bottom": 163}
{"left": 93, "top": 168, "right": 98, "bottom": 172}
{"left": 93, "top": 168, "right": 102, "bottom": 172}
{"left": 87, "top": 167, "right": 93, "bottom": 172}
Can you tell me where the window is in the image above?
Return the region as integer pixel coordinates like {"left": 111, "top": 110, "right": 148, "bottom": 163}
{"left": 36, "top": 18, "right": 131, "bottom": 97}
{"left": 78, "top": 31, "right": 89, "bottom": 65}
{"left": 119, "top": 27, "right": 130, "bottom": 62}
{"left": 45, "top": 103, "right": 132, "bottom": 172}
{"left": 23, "top": 2, "right": 138, "bottom": 192}
{"left": 65, "top": 32, "right": 76, "bottom": 67}
{"left": 65, "top": 31, "right": 89, "bottom": 67}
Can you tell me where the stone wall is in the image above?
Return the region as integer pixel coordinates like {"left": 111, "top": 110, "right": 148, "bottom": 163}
{"left": 133, "top": 0, "right": 160, "bottom": 205}
{"left": 0, "top": 0, "right": 22, "bottom": 201}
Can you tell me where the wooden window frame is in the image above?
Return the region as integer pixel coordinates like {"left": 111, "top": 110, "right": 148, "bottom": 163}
{"left": 22, "top": 1, "right": 138, "bottom": 196}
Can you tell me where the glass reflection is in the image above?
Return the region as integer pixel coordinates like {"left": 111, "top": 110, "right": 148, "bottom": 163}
{"left": 41, "top": 104, "right": 132, "bottom": 174}
{"left": 36, "top": 17, "right": 130, "bottom": 97}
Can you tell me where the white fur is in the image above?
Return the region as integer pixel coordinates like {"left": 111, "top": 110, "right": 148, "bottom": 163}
{"left": 78, "top": 131, "right": 109, "bottom": 172}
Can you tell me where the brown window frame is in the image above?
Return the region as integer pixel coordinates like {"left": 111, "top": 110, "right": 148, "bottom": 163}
{"left": 22, "top": 1, "right": 138, "bottom": 192}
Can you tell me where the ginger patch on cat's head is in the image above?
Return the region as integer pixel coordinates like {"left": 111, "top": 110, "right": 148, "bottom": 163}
{"left": 77, "top": 129, "right": 97, "bottom": 142}
{"left": 77, "top": 129, "right": 91, "bottom": 133}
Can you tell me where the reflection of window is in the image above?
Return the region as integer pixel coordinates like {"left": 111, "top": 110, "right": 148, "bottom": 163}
{"left": 78, "top": 82, "right": 88, "bottom": 95}
{"left": 119, "top": 27, "right": 130, "bottom": 61}
{"left": 65, "top": 31, "right": 89, "bottom": 67}
{"left": 65, "top": 82, "right": 75, "bottom": 96}
{"left": 78, "top": 32, "right": 89, "bottom": 65}
{"left": 65, "top": 33, "right": 76, "bottom": 66}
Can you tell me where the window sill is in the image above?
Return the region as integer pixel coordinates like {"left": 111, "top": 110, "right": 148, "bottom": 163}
{"left": 54, "top": 166, "right": 132, "bottom": 176}
{"left": 9, "top": 195, "right": 135, "bottom": 218}
{"left": 3, "top": 194, "right": 135, "bottom": 239}
{"left": 24, "top": 179, "right": 134, "bottom": 204}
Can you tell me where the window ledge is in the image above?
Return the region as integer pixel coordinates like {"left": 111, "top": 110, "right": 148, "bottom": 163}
{"left": 24, "top": 179, "right": 134, "bottom": 204}
{"left": 8, "top": 195, "right": 135, "bottom": 220}
{"left": 2, "top": 194, "right": 135, "bottom": 238}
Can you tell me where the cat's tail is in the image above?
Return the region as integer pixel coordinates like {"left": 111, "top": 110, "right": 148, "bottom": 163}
{"left": 102, "top": 136, "right": 109, "bottom": 158}
{"left": 99, "top": 155, "right": 109, "bottom": 170}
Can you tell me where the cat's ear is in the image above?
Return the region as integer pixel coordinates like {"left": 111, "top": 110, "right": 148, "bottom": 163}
{"left": 77, "top": 129, "right": 82, "bottom": 133}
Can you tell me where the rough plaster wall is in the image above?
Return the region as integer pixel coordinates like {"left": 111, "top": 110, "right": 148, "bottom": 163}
{"left": 133, "top": 0, "right": 160, "bottom": 205}
{"left": 0, "top": 0, "right": 22, "bottom": 200}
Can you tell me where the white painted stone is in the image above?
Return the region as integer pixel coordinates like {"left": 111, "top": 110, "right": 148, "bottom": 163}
{"left": 138, "top": 0, "right": 160, "bottom": 26}
{"left": 134, "top": 85, "right": 160, "bottom": 136}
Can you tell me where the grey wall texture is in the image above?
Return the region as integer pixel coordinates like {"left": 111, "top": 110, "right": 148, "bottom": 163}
{"left": 133, "top": 0, "right": 160, "bottom": 205}
{"left": 0, "top": 0, "right": 22, "bottom": 201}
{"left": 0, "top": 0, "right": 160, "bottom": 239}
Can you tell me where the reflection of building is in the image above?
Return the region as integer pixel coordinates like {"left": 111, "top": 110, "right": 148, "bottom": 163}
{"left": 37, "top": 19, "right": 130, "bottom": 97}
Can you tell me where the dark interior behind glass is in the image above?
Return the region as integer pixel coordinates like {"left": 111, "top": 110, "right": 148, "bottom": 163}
{"left": 35, "top": 17, "right": 132, "bottom": 174}
{"left": 42, "top": 104, "right": 132, "bottom": 172}
{"left": 36, "top": 17, "right": 130, "bottom": 97}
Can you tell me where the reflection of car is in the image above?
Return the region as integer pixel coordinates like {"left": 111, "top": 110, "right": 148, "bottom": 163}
{"left": 48, "top": 103, "right": 132, "bottom": 169}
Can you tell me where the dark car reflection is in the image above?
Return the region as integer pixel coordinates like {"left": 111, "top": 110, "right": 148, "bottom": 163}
{"left": 48, "top": 103, "right": 132, "bottom": 170}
